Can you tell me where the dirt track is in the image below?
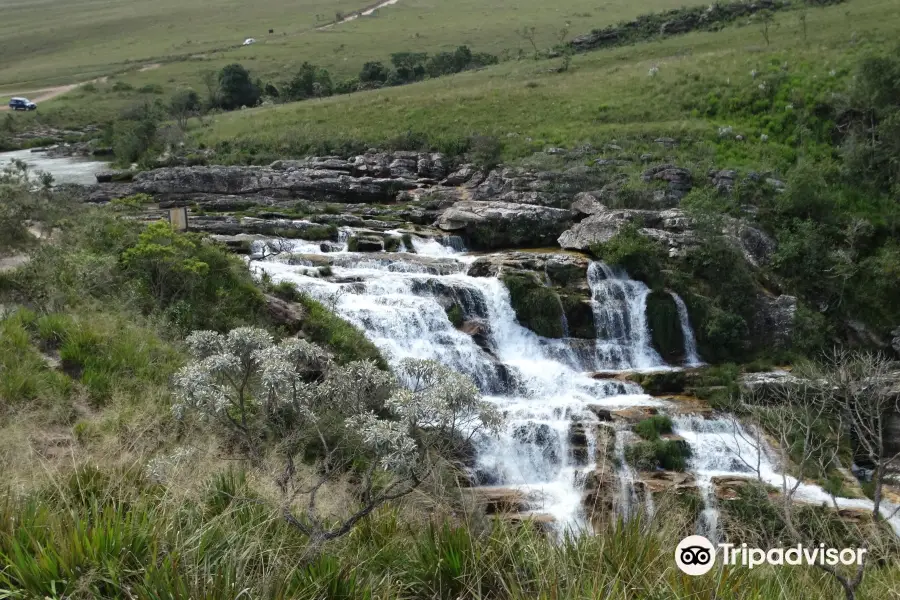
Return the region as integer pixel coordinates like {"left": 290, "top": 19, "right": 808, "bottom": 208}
{"left": 0, "top": 84, "right": 80, "bottom": 111}
{"left": 0, "top": 74, "right": 111, "bottom": 111}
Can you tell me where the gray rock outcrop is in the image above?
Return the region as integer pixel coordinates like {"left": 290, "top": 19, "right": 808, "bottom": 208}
{"left": 435, "top": 201, "right": 575, "bottom": 250}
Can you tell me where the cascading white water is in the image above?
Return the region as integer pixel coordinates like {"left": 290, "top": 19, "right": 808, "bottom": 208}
{"left": 673, "top": 415, "right": 900, "bottom": 537}
{"left": 671, "top": 293, "right": 703, "bottom": 367}
{"left": 253, "top": 237, "right": 667, "bottom": 531}
{"left": 614, "top": 428, "right": 640, "bottom": 519}
{"left": 587, "top": 262, "right": 664, "bottom": 371}
{"left": 252, "top": 233, "right": 893, "bottom": 539}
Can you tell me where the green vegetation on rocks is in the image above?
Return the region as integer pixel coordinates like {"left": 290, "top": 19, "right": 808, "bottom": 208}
{"left": 645, "top": 291, "right": 684, "bottom": 364}
{"left": 590, "top": 224, "right": 666, "bottom": 290}
{"left": 633, "top": 415, "right": 674, "bottom": 441}
{"left": 446, "top": 304, "right": 464, "bottom": 328}
{"left": 624, "top": 438, "right": 693, "bottom": 471}
{"left": 295, "top": 294, "right": 388, "bottom": 368}
{"left": 502, "top": 273, "right": 565, "bottom": 338}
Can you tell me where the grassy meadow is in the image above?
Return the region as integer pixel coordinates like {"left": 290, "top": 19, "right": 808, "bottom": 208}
{"left": 191, "top": 0, "right": 900, "bottom": 163}
{"left": 1, "top": 0, "right": 689, "bottom": 91}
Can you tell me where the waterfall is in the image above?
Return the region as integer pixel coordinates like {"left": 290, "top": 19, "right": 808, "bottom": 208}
{"left": 614, "top": 428, "right": 640, "bottom": 519}
{"left": 671, "top": 293, "right": 703, "bottom": 366}
{"left": 587, "top": 262, "right": 663, "bottom": 371}
{"left": 673, "top": 415, "right": 900, "bottom": 538}
{"left": 252, "top": 236, "right": 666, "bottom": 532}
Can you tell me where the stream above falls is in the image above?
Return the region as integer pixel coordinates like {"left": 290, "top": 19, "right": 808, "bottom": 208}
{"left": 0, "top": 148, "right": 108, "bottom": 185}
{"left": 249, "top": 231, "right": 900, "bottom": 536}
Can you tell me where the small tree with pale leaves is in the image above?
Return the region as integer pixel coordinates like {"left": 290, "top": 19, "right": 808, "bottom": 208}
{"left": 173, "top": 327, "right": 501, "bottom": 545}
{"left": 724, "top": 350, "right": 900, "bottom": 600}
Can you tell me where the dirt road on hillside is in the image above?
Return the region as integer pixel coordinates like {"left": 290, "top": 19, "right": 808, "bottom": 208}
{"left": 0, "top": 74, "right": 114, "bottom": 111}
{"left": 0, "top": 84, "right": 80, "bottom": 111}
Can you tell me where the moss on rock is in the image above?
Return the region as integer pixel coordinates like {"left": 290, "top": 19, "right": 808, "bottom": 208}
{"left": 502, "top": 273, "right": 565, "bottom": 338}
{"left": 645, "top": 291, "right": 684, "bottom": 364}
{"left": 559, "top": 294, "right": 595, "bottom": 339}
{"left": 446, "top": 304, "right": 464, "bottom": 328}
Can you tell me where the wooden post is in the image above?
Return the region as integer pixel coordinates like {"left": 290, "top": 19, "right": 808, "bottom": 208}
{"left": 168, "top": 206, "right": 188, "bottom": 231}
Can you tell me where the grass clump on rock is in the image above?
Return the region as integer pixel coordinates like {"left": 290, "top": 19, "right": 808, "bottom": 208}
{"left": 625, "top": 438, "right": 693, "bottom": 472}
{"left": 633, "top": 415, "right": 674, "bottom": 441}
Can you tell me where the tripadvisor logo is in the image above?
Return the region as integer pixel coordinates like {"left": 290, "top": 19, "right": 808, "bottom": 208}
{"left": 675, "top": 535, "right": 868, "bottom": 576}
{"left": 675, "top": 535, "right": 716, "bottom": 575}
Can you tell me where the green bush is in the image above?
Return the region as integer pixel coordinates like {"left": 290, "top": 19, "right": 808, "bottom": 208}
{"left": 502, "top": 274, "right": 564, "bottom": 338}
{"left": 121, "top": 221, "right": 266, "bottom": 332}
{"left": 138, "top": 84, "right": 164, "bottom": 94}
{"left": 286, "top": 62, "right": 334, "bottom": 100}
{"left": 300, "top": 224, "right": 339, "bottom": 241}
{"left": 271, "top": 280, "right": 300, "bottom": 302}
{"left": 217, "top": 63, "right": 260, "bottom": 110}
{"left": 626, "top": 438, "right": 692, "bottom": 471}
{"left": 590, "top": 224, "right": 666, "bottom": 289}
{"left": 633, "top": 415, "right": 674, "bottom": 441}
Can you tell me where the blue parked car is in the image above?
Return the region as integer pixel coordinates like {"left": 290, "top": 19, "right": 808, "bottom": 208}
{"left": 8, "top": 97, "right": 37, "bottom": 111}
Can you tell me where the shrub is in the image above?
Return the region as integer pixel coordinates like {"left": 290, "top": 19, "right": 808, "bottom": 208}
{"left": 111, "top": 81, "right": 134, "bottom": 92}
{"left": 384, "top": 236, "right": 402, "bottom": 252}
{"left": 300, "top": 224, "right": 339, "bottom": 241}
{"left": 271, "top": 280, "right": 300, "bottom": 302}
{"left": 359, "top": 61, "right": 389, "bottom": 84}
{"left": 469, "top": 135, "right": 503, "bottom": 171}
{"left": 625, "top": 438, "right": 692, "bottom": 471}
{"left": 121, "top": 221, "right": 265, "bottom": 332}
{"left": 217, "top": 64, "right": 260, "bottom": 110}
{"left": 633, "top": 415, "right": 674, "bottom": 441}
{"left": 285, "top": 63, "right": 334, "bottom": 100}
{"left": 169, "top": 88, "right": 201, "bottom": 129}
{"left": 138, "top": 84, "right": 164, "bottom": 94}
{"left": 112, "top": 101, "right": 163, "bottom": 165}
{"left": 591, "top": 224, "right": 666, "bottom": 289}
{"left": 502, "top": 274, "right": 564, "bottom": 338}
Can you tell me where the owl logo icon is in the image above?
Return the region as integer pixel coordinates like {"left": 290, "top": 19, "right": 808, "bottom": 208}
{"left": 675, "top": 535, "right": 716, "bottom": 575}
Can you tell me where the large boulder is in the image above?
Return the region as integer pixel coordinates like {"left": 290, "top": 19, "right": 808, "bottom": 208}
{"left": 435, "top": 200, "right": 574, "bottom": 250}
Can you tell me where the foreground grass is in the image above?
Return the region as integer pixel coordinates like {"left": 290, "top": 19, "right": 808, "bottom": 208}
{"left": 192, "top": 0, "right": 898, "bottom": 165}
{"left": 2, "top": 466, "right": 898, "bottom": 600}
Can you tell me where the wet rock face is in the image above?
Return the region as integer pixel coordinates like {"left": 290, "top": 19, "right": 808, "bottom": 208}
{"left": 752, "top": 294, "right": 797, "bottom": 349}
{"left": 467, "top": 251, "right": 596, "bottom": 339}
